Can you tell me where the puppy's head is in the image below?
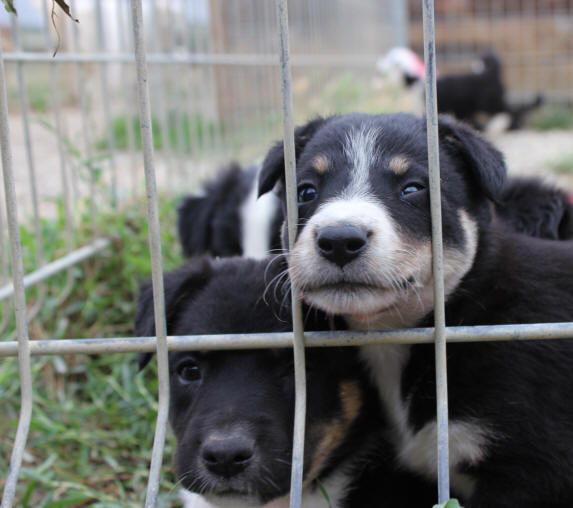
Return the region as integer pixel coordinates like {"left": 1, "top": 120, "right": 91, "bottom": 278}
{"left": 259, "top": 113, "right": 506, "bottom": 328}
{"left": 136, "top": 257, "right": 375, "bottom": 506}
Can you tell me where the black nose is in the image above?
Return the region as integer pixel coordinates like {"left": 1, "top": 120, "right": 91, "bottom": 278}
{"left": 316, "top": 225, "right": 368, "bottom": 267}
{"left": 201, "top": 434, "right": 255, "bottom": 477}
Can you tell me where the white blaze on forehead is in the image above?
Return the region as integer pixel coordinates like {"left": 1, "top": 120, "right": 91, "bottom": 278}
{"left": 342, "top": 126, "right": 380, "bottom": 197}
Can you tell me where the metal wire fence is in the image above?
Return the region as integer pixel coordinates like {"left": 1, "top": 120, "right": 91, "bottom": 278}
{"left": 0, "top": 1, "right": 572, "bottom": 507}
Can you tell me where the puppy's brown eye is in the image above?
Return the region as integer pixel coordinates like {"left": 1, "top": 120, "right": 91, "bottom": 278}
{"left": 401, "top": 183, "right": 424, "bottom": 197}
{"left": 177, "top": 362, "right": 201, "bottom": 383}
{"left": 297, "top": 184, "right": 317, "bottom": 203}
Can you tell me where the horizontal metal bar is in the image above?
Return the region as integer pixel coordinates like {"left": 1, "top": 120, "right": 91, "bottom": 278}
{"left": 2, "top": 52, "right": 378, "bottom": 67}
{"left": 0, "top": 238, "right": 111, "bottom": 302}
{"left": 1, "top": 322, "right": 573, "bottom": 358}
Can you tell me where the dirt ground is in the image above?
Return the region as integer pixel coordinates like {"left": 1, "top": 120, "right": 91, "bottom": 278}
{"left": 492, "top": 129, "right": 573, "bottom": 191}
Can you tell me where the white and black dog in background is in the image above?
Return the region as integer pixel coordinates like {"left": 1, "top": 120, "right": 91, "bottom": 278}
{"left": 377, "top": 48, "right": 544, "bottom": 132}
{"left": 177, "top": 164, "right": 282, "bottom": 259}
{"left": 136, "top": 257, "right": 437, "bottom": 507}
{"left": 258, "top": 112, "right": 573, "bottom": 508}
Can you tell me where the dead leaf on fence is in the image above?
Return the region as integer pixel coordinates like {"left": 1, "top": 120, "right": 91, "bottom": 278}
{"left": 1, "top": 0, "right": 17, "bottom": 15}
{"left": 54, "top": 0, "right": 79, "bottom": 23}
{"left": 50, "top": 0, "right": 79, "bottom": 57}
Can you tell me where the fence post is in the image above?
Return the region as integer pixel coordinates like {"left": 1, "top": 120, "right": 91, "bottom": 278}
{"left": 130, "top": 1, "right": 170, "bottom": 506}
{"left": 422, "top": 0, "right": 451, "bottom": 502}
{"left": 275, "top": 2, "right": 307, "bottom": 507}
{"left": 0, "top": 34, "right": 33, "bottom": 508}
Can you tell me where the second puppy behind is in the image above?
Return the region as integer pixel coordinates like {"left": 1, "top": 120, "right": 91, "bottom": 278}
{"left": 136, "top": 256, "right": 436, "bottom": 507}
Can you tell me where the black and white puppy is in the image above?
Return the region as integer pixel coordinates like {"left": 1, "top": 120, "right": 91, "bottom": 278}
{"left": 136, "top": 256, "right": 436, "bottom": 508}
{"left": 378, "top": 49, "right": 543, "bottom": 131}
{"left": 259, "top": 112, "right": 573, "bottom": 508}
{"left": 178, "top": 164, "right": 282, "bottom": 258}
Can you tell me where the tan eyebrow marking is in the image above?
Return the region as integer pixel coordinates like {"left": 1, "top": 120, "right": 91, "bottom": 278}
{"left": 389, "top": 155, "right": 410, "bottom": 175}
{"left": 311, "top": 154, "right": 329, "bottom": 174}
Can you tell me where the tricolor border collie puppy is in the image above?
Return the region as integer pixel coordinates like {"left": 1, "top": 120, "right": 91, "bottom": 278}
{"left": 259, "top": 112, "right": 573, "bottom": 508}
{"left": 178, "top": 159, "right": 571, "bottom": 264}
{"left": 136, "top": 257, "right": 436, "bottom": 508}
{"left": 177, "top": 164, "right": 282, "bottom": 259}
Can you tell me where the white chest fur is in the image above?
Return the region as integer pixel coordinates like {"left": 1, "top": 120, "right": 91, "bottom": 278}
{"left": 181, "top": 470, "right": 350, "bottom": 508}
{"left": 360, "top": 344, "right": 490, "bottom": 499}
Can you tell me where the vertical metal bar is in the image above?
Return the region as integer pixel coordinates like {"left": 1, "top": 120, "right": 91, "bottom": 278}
{"left": 130, "top": 1, "right": 170, "bottom": 506}
{"left": 95, "top": 0, "right": 118, "bottom": 207}
{"left": 422, "top": 0, "right": 450, "bottom": 502}
{"left": 392, "top": 0, "right": 410, "bottom": 47}
{"left": 0, "top": 201, "right": 13, "bottom": 336}
{"left": 275, "top": 2, "right": 306, "bottom": 507}
{"left": 202, "top": 0, "right": 223, "bottom": 162}
{"left": 0, "top": 35, "right": 33, "bottom": 508}
{"left": 41, "top": 0, "right": 76, "bottom": 304}
{"left": 150, "top": 0, "right": 175, "bottom": 191}
{"left": 10, "top": 14, "right": 47, "bottom": 322}
{"left": 71, "top": 0, "right": 97, "bottom": 234}
{"left": 182, "top": 0, "right": 200, "bottom": 172}
{"left": 164, "top": 3, "right": 185, "bottom": 187}
{"left": 116, "top": 0, "right": 139, "bottom": 199}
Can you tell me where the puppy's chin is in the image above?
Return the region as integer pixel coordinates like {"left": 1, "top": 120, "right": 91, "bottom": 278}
{"left": 303, "top": 286, "right": 398, "bottom": 318}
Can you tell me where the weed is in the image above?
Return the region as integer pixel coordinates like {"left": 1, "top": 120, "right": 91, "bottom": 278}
{"left": 528, "top": 106, "right": 573, "bottom": 131}
{"left": 96, "top": 113, "right": 220, "bottom": 154}
{"left": 0, "top": 195, "right": 183, "bottom": 506}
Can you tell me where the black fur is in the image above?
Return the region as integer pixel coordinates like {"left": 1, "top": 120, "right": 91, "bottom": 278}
{"left": 136, "top": 256, "right": 436, "bottom": 507}
{"left": 437, "top": 52, "right": 506, "bottom": 129}
{"left": 259, "top": 112, "right": 573, "bottom": 508}
{"left": 496, "top": 177, "right": 573, "bottom": 240}
{"left": 435, "top": 52, "right": 542, "bottom": 131}
{"left": 177, "top": 164, "right": 282, "bottom": 258}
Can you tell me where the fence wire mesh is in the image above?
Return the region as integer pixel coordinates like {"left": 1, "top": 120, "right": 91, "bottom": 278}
{"left": 0, "top": 1, "right": 572, "bottom": 506}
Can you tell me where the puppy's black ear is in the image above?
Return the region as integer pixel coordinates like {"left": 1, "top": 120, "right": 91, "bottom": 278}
{"left": 135, "top": 259, "right": 213, "bottom": 370}
{"left": 438, "top": 115, "right": 507, "bottom": 201}
{"left": 177, "top": 196, "right": 215, "bottom": 258}
{"left": 258, "top": 116, "right": 328, "bottom": 197}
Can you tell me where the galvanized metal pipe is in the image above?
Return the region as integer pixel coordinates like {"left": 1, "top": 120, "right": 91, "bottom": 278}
{"left": 1, "top": 322, "right": 573, "bottom": 359}
{"left": 71, "top": 0, "right": 98, "bottom": 233}
{"left": 2, "top": 51, "right": 379, "bottom": 67}
{"left": 117, "top": 0, "right": 139, "bottom": 199}
{"left": 275, "top": 2, "right": 307, "bottom": 507}
{"left": 130, "top": 1, "right": 170, "bottom": 506}
{"left": 150, "top": 0, "right": 175, "bottom": 192}
{"left": 95, "top": 0, "right": 118, "bottom": 207}
{"left": 10, "top": 14, "right": 47, "bottom": 323}
{"left": 41, "top": 0, "right": 76, "bottom": 306}
{"left": 0, "top": 238, "right": 111, "bottom": 302}
{"left": 0, "top": 34, "right": 32, "bottom": 508}
{"left": 422, "top": 0, "right": 450, "bottom": 501}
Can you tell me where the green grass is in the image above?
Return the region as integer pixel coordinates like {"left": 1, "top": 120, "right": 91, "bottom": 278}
{"left": 527, "top": 105, "right": 573, "bottom": 131}
{"left": 96, "top": 113, "right": 221, "bottom": 154}
{"left": 0, "top": 195, "right": 184, "bottom": 507}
